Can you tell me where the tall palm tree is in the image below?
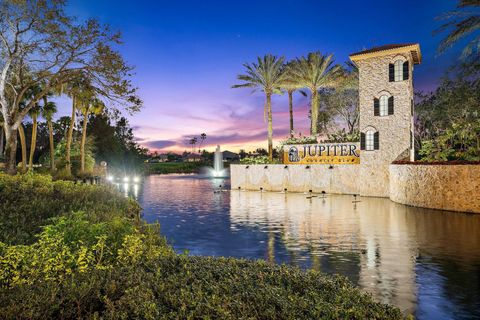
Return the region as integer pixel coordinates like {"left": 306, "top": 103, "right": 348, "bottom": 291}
{"left": 42, "top": 97, "right": 57, "bottom": 173}
{"left": 232, "top": 55, "right": 286, "bottom": 160}
{"left": 199, "top": 133, "right": 207, "bottom": 152}
{"left": 281, "top": 61, "right": 307, "bottom": 137}
{"left": 28, "top": 104, "right": 41, "bottom": 171}
{"left": 78, "top": 96, "right": 105, "bottom": 173}
{"left": 436, "top": 0, "right": 480, "bottom": 58}
{"left": 62, "top": 75, "right": 94, "bottom": 176}
{"left": 18, "top": 123, "right": 27, "bottom": 173}
{"left": 289, "top": 52, "right": 342, "bottom": 136}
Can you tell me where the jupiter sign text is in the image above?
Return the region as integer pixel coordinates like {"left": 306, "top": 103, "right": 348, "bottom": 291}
{"left": 284, "top": 143, "right": 360, "bottom": 164}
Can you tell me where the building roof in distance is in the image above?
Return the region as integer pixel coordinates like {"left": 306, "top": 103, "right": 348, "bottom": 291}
{"left": 349, "top": 43, "right": 421, "bottom": 64}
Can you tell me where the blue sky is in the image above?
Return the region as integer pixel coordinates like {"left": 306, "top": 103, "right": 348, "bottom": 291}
{"left": 66, "top": 0, "right": 465, "bottom": 152}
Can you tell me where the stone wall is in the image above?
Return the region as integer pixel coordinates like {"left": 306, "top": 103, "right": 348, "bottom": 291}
{"left": 230, "top": 164, "right": 360, "bottom": 195}
{"left": 389, "top": 164, "right": 480, "bottom": 213}
{"left": 231, "top": 164, "right": 480, "bottom": 213}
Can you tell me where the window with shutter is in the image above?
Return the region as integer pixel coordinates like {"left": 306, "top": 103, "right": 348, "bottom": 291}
{"left": 394, "top": 60, "right": 403, "bottom": 81}
{"left": 373, "top": 132, "right": 379, "bottom": 150}
{"left": 388, "top": 96, "right": 394, "bottom": 115}
{"left": 360, "top": 132, "right": 366, "bottom": 150}
{"left": 379, "top": 96, "right": 388, "bottom": 116}
{"left": 365, "top": 131, "right": 374, "bottom": 151}
{"left": 389, "top": 64, "right": 394, "bottom": 82}
{"left": 374, "top": 98, "right": 380, "bottom": 116}
{"left": 403, "top": 61, "right": 409, "bottom": 80}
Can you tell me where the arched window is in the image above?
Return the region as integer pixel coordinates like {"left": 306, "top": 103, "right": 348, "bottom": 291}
{"left": 379, "top": 95, "right": 388, "bottom": 116}
{"left": 361, "top": 129, "right": 379, "bottom": 151}
{"left": 366, "top": 130, "right": 375, "bottom": 151}
{"left": 394, "top": 60, "right": 403, "bottom": 81}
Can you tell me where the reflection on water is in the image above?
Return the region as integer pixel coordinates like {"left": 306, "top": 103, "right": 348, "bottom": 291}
{"left": 138, "top": 174, "right": 480, "bottom": 319}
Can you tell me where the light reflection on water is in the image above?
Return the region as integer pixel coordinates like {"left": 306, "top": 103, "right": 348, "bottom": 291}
{"left": 136, "top": 174, "right": 480, "bottom": 319}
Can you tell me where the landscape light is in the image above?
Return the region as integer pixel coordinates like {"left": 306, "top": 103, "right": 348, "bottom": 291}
{"left": 107, "top": 175, "right": 114, "bottom": 182}
{"left": 133, "top": 176, "right": 140, "bottom": 183}
{"left": 123, "top": 176, "right": 130, "bottom": 183}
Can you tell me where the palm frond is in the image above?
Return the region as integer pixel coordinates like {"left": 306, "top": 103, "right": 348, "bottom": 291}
{"left": 458, "top": 0, "right": 480, "bottom": 8}
{"left": 438, "top": 15, "right": 480, "bottom": 53}
{"left": 435, "top": 1, "right": 480, "bottom": 57}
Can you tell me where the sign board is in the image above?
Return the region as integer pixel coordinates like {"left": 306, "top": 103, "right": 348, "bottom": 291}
{"left": 283, "top": 143, "right": 360, "bottom": 164}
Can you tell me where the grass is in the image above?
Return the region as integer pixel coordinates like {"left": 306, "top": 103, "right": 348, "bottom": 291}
{"left": 0, "top": 173, "right": 403, "bottom": 319}
{"left": 144, "top": 161, "right": 207, "bottom": 174}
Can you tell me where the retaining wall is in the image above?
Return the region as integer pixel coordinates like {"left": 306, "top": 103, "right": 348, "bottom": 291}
{"left": 230, "top": 164, "right": 360, "bottom": 195}
{"left": 231, "top": 163, "right": 480, "bottom": 213}
{"left": 389, "top": 164, "right": 480, "bottom": 213}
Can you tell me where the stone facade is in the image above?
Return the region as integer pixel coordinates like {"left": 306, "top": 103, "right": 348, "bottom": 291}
{"left": 230, "top": 164, "right": 360, "bottom": 195}
{"left": 389, "top": 164, "right": 480, "bottom": 213}
{"left": 356, "top": 51, "right": 416, "bottom": 197}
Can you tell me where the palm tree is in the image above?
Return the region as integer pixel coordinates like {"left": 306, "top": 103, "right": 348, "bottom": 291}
{"left": 18, "top": 123, "right": 27, "bottom": 173}
{"left": 281, "top": 61, "right": 307, "bottom": 137}
{"left": 232, "top": 55, "right": 286, "bottom": 160}
{"left": 189, "top": 137, "right": 198, "bottom": 161}
{"left": 27, "top": 104, "right": 41, "bottom": 171}
{"left": 42, "top": 97, "right": 57, "bottom": 173}
{"left": 62, "top": 75, "right": 93, "bottom": 176}
{"left": 436, "top": 0, "right": 480, "bottom": 58}
{"left": 78, "top": 96, "right": 105, "bottom": 173}
{"left": 199, "top": 133, "right": 207, "bottom": 152}
{"left": 289, "top": 52, "right": 342, "bottom": 136}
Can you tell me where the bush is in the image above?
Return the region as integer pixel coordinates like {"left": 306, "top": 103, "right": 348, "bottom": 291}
{"left": 0, "top": 213, "right": 401, "bottom": 319}
{"left": 239, "top": 156, "right": 281, "bottom": 165}
{"left": 144, "top": 161, "right": 206, "bottom": 174}
{"left": 323, "top": 129, "right": 360, "bottom": 143}
{"left": 0, "top": 213, "right": 173, "bottom": 320}
{"left": 279, "top": 134, "right": 318, "bottom": 146}
{"left": 418, "top": 119, "right": 480, "bottom": 161}
{"left": 0, "top": 173, "right": 140, "bottom": 244}
{"left": 41, "top": 138, "right": 96, "bottom": 178}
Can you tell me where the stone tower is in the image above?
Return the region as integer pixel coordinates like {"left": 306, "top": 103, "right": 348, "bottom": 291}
{"left": 349, "top": 44, "right": 421, "bottom": 197}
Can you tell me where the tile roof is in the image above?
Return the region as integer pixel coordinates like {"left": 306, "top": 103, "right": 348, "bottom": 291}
{"left": 349, "top": 43, "right": 417, "bottom": 57}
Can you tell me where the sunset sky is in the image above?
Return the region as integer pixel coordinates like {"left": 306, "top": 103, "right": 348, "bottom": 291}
{"left": 66, "top": 0, "right": 465, "bottom": 153}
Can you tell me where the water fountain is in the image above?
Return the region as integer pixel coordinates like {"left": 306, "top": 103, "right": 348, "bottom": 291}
{"left": 209, "top": 145, "right": 228, "bottom": 178}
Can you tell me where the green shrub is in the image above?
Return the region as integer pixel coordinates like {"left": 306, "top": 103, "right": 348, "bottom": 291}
{"left": 239, "top": 156, "right": 280, "bottom": 164}
{"left": 144, "top": 161, "right": 206, "bottom": 174}
{"left": 0, "top": 213, "right": 173, "bottom": 319}
{"left": 53, "top": 138, "right": 96, "bottom": 177}
{"left": 0, "top": 213, "right": 401, "bottom": 319}
{"left": 419, "top": 119, "right": 480, "bottom": 161}
{"left": 0, "top": 173, "right": 140, "bottom": 244}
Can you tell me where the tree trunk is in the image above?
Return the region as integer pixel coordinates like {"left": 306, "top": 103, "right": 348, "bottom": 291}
{"left": 65, "top": 96, "right": 76, "bottom": 176}
{"left": 28, "top": 114, "right": 38, "bottom": 170}
{"left": 3, "top": 124, "right": 18, "bottom": 175}
{"left": 266, "top": 93, "right": 273, "bottom": 161}
{"left": 80, "top": 109, "right": 88, "bottom": 173}
{"left": 0, "top": 126, "right": 4, "bottom": 157}
{"left": 18, "top": 124, "right": 27, "bottom": 173}
{"left": 48, "top": 120, "right": 56, "bottom": 173}
{"left": 288, "top": 90, "right": 294, "bottom": 137}
{"left": 310, "top": 90, "right": 319, "bottom": 136}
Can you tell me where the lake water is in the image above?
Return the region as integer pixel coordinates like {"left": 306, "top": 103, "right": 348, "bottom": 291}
{"left": 134, "top": 174, "right": 480, "bottom": 319}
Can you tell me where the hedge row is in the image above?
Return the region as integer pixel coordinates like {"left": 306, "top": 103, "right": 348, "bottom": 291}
{"left": 0, "top": 173, "right": 140, "bottom": 244}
